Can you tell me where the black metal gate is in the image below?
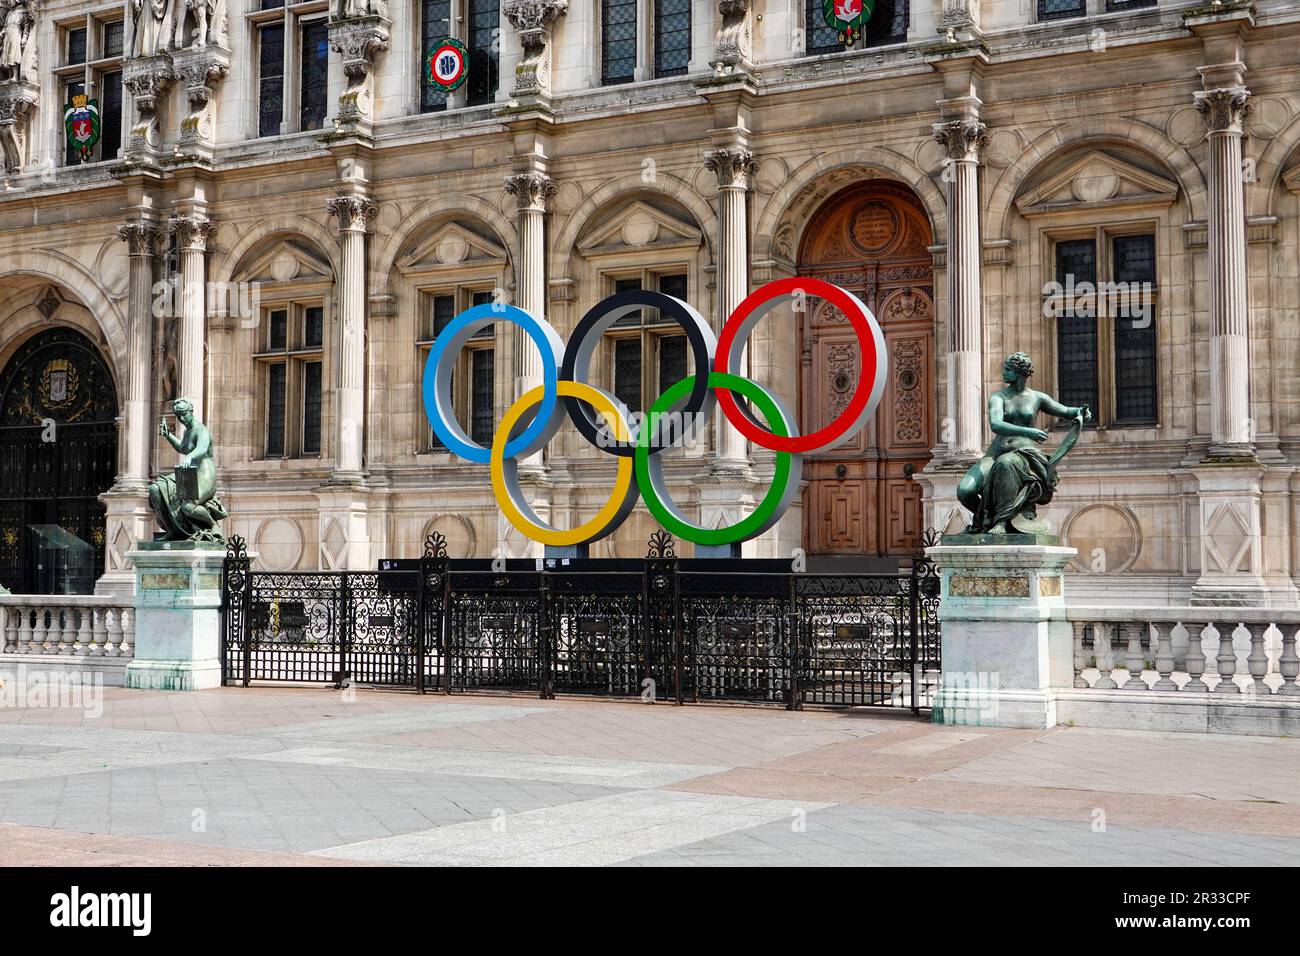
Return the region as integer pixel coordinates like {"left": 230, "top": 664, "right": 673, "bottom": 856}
{"left": 222, "top": 532, "right": 941, "bottom": 711}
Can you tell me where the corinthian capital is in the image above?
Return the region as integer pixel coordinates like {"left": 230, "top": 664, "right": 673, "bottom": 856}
{"left": 932, "top": 118, "right": 988, "bottom": 163}
{"left": 704, "top": 147, "right": 757, "bottom": 189}
{"left": 117, "top": 222, "right": 162, "bottom": 257}
{"left": 168, "top": 215, "right": 214, "bottom": 251}
{"left": 1195, "top": 87, "right": 1252, "bottom": 135}
{"left": 327, "top": 195, "right": 379, "bottom": 232}
{"left": 505, "top": 172, "right": 557, "bottom": 213}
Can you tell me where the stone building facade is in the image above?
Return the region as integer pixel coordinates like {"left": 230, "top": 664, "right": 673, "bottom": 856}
{"left": 0, "top": 0, "right": 1297, "bottom": 605}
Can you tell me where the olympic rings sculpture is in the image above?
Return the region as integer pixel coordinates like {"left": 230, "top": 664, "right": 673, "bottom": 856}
{"left": 421, "top": 277, "right": 888, "bottom": 548}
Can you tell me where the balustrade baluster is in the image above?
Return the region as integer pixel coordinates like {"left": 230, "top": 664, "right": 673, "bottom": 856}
{"left": 1094, "top": 622, "right": 1117, "bottom": 689}
{"left": 1279, "top": 627, "right": 1300, "bottom": 697}
{"left": 1184, "top": 623, "right": 1209, "bottom": 691}
{"left": 118, "top": 609, "right": 133, "bottom": 658}
{"left": 1, "top": 607, "right": 14, "bottom": 654}
{"left": 103, "top": 609, "right": 120, "bottom": 658}
{"left": 15, "top": 607, "right": 31, "bottom": 654}
{"left": 75, "top": 608, "right": 92, "bottom": 655}
{"left": 1246, "top": 623, "right": 1271, "bottom": 696}
{"left": 1072, "top": 621, "right": 1089, "bottom": 688}
{"left": 33, "top": 609, "right": 50, "bottom": 654}
{"left": 1123, "top": 620, "right": 1148, "bottom": 689}
{"left": 1152, "top": 622, "right": 1176, "bottom": 690}
{"left": 1214, "top": 624, "right": 1241, "bottom": 694}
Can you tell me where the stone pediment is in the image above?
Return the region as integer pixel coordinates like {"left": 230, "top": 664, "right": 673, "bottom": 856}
{"left": 1284, "top": 164, "right": 1300, "bottom": 195}
{"left": 398, "top": 223, "right": 508, "bottom": 273}
{"left": 1015, "top": 151, "right": 1179, "bottom": 216}
{"left": 578, "top": 201, "right": 703, "bottom": 256}
{"left": 237, "top": 240, "right": 334, "bottom": 285}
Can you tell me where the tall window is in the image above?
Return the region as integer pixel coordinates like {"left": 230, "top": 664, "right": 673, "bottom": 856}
{"left": 257, "top": 303, "right": 326, "bottom": 457}
{"left": 55, "top": 14, "right": 125, "bottom": 166}
{"left": 466, "top": 0, "right": 500, "bottom": 107}
{"left": 419, "top": 286, "right": 495, "bottom": 451}
{"left": 254, "top": 2, "right": 330, "bottom": 138}
{"left": 602, "top": 0, "right": 698, "bottom": 84}
{"left": 420, "top": 0, "right": 452, "bottom": 112}
{"left": 604, "top": 272, "right": 690, "bottom": 414}
{"left": 1050, "top": 230, "right": 1158, "bottom": 427}
{"left": 417, "top": 0, "right": 500, "bottom": 111}
{"left": 1037, "top": 0, "right": 1086, "bottom": 20}
{"left": 806, "top": 0, "right": 908, "bottom": 56}
{"left": 602, "top": 0, "right": 637, "bottom": 84}
{"left": 654, "top": 0, "right": 691, "bottom": 78}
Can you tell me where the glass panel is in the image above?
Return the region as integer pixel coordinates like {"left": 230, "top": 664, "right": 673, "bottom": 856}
{"left": 1113, "top": 234, "right": 1155, "bottom": 285}
{"left": 420, "top": 0, "right": 452, "bottom": 113}
{"left": 300, "top": 21, "right": 330, "bottom": 131}
{"left": 63, "top": 80, "right": 86, "bottom": 166}
{"left": 1114, "top": 317, "right": 1156, "bottom": 424}
{"left": 654, "top": 0, "right": 691, "bottom": 77}
{"left": 304, "top": 306, "right": 324, "bottom": 349}
{"left": 470, "top": 290, "right": 494, "bottom": 339}
{"left": 806, "top": 0, "right": 840, "bottom": 55}
{"left": 68, "top": 28, "right": 87, "bottom": 65}
{"left": 430, "top": 294, "right": 456, "bottom": 340}
{"left": 614, "top": 338, "right": 642, "bottom": 412}
{"left": 862, "top": 0, "right": 908, "bottom": 48}
{"left": 1055, "top": 238, "right": 1097, "bottom": 287}
{"left": 269, "top": 310, "right": 288, "bottom": 351}
{"left": 259, "top": 25, "right": 285, "bottom": 138}
{"left": 657, "top": 334, "right": 687, "bottom": 393}
{"left": 650, "top": 273, "right": 687, "bottom": 326}
{"left": 302, "top": 361, "right": 322, "bottom": 454}
{"left": 99, "top": 71, "right": 123, "bottom": 161}
{"left": 266, "top": 363, "right": 287, "bottom": 456}
{"left": 262, "top": 0, "right": 285, "bottom": 7}
{"left": 470, "top": 349, "right": 495, "bottom": 446}
{"left": 612, "top": 277, "right": 643, "bottom": 328}
{"left": 1038, "top": 0, "right": 1086, "bottom": 20}
{"left": 602, "top": 0, "right": 637, "bottom": 85}
{"left": 103, "top": 21, "right": 124, "bottom": 58}
{"left": 1057, "top": 315, "right": 1097, "bottom": 419}
{"left": 467, "top": 0, "right": 500, "bottom": 107}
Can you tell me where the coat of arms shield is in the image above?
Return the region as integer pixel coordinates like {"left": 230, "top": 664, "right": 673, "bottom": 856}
{"left": 822, "top": 0, "right": 875, "bottom": 46}
{"left": 63, "top": 94, "right": 100, "bottom": 163}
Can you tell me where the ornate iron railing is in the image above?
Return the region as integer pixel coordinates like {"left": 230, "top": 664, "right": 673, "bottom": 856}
{"left": 220, "top": 531, "right": 942, "bottom": 711}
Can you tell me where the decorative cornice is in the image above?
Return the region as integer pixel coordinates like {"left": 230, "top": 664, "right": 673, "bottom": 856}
{"left": 704, "top": 146, "right": 757, "bottom": 189}
{"left": 505, "top": 172, "right": 557, "bottom": 213}
{"left": 326, "top": 195, "right": 379, "bottom": 232}
{"left": 168, "top": 216, "right": 214, "bottom": 251}
{"left": 932, "top": 118, "right": 988, "bottom": 163}
{"left": 328, "top": 16, "right": 391, "bottom": 81}
{"left": 1195, "top": 86, "right": 1252, "bottom": 135}
{"left": 117, "top": 222, "right": 162, "bottom": 257}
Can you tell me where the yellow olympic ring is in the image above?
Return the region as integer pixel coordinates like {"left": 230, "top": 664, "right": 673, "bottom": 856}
{"left": 490, "top": 381, "right": 637, "bottom": 547}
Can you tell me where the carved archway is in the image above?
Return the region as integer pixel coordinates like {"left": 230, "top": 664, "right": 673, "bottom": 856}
{"left": 797, "top": 180, "right": 935, "bottom": 557}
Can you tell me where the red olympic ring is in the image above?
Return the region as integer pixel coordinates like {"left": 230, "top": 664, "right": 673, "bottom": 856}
{"left": 713, "top": 276, "right": 886, "bottom": 454}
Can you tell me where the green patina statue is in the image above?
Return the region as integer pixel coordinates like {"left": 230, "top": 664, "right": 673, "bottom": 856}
{"left": 957, "top": 352, "right": 1091, "bottom": 535}
{"left": 149, "top": 398, "right": 228, "bottom": 542}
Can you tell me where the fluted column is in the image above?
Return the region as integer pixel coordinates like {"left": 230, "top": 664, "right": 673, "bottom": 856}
{"left": 932, "top": 118, "right": 988, "bottom": 460}
{"left": 505, "top": 172, "right": 555, "bottom": 473}
{"left": 326, "top": 195, "right": 377, "bottom": 479}
{"left": 1196, "top": 86, "right": 1253, "bottom": 454}
{"left": 167, "top": 215, "right": 212, "bottom": 415}
{"left": 116, "top": 222, "right": 162, "bottom": 485}
{"left": 704, "top": 146, "right": 756, "bottom": 471}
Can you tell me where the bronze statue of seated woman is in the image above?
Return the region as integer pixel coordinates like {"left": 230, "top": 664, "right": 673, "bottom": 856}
{"left": 149, "top": 398, "right": 227, "bottom": 542}
{"left": 958, "top": 352, "right": 1090, "bottom": 535}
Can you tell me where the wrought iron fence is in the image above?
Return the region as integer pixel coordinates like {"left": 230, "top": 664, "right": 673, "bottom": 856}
{"left": 221, "top": 531, "right": 941, "bottom": 711}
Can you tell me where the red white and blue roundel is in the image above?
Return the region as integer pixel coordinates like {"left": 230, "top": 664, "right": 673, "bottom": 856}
{"left": 427, "top": 38, "right": 468, "bottom": 92}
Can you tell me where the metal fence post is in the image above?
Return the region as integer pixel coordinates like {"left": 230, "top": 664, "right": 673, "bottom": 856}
{"left": 337, "top": 573, "right": 351, "bottom": 690}
{"left": 909, "top": 559, "right": 921, "bottom": 717}
{"left": 539, "top": 568, "right": 554, "bottom": 700}
{"left": 788, "top": 573, "right": 801, "bottom": 711}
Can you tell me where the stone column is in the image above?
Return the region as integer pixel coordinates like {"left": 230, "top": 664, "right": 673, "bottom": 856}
{"left": 704, "top": 145, "right": 756, "bottom": 472}
{"left": 505, "top": 171, "right": 555, "bottom": 475}
{"left": 932, "top": 118, "right": 988, "bottom": 461}
{"left": 326, "top": 195, "right": 377, "bottom": 481}
{"left": 167, "top": 215, "right": 212, "bottom": 414}
{"left": 1196, "top": 86, "right": 1253, "bottom": 455}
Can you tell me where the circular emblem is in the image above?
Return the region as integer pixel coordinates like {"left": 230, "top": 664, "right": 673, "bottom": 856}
{"left": 427, "top": 39, "right": 468, "bottom": 92}
{"left": 849, "top": 201, "right": 898, "bottom": 255}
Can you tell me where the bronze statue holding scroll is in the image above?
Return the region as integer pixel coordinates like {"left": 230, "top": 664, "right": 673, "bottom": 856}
{"left": 149, "top": 397, "right": 228, "bottom": 542}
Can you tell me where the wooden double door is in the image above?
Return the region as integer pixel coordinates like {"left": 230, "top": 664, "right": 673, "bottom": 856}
{"left": 798, "top": 181, "right": 935, "bottom": 558}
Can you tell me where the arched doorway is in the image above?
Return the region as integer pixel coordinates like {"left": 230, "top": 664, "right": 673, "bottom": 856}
{"left": 0, "top": 328, "right": 118, "bottom": 592}
{"left": 797, "top": 180, "right": 935, "bottom": 557}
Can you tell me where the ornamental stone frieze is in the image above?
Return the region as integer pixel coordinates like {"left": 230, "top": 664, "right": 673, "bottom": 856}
{"left": 503, "top": 0, "right": 568, "bottom": 102}
{"left": 704, "top": 146, "right": 757, "bottom": 190}
{"left": 122, "top": 55, "right": 176, "bottom": 158}
{"left": 171, "top": 44, "right": 231, "bottom": 158}
{"left": 505, "top": 172, "right": 557, "bottom": 213}
{"left": 1195, "top": 87, "right": 1252, "bottom": 135}
{"left": 0, "top": 79, "right": 37, "bottom": 175}
{"left": 932, "top": 118, "right": 988, "bottom": 163}
{"left": 711, "top": 0, "right": 753, "bottom": 76}
{"left": 327, "top": 12, "right": 391, "bottom": 129}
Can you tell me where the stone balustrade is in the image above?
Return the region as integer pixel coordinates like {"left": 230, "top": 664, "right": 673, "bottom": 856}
{"left": 1066, "top": 606, "right": 1300, "bottom": 698}
{"left": 0, "top": 596, "right": 135, "bottom": 659}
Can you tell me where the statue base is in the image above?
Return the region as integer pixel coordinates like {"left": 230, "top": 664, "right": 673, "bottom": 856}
{"left": 925, "top": 542, "right": 1076, "bottom": 730}
{"left": 124, "top": 540, "right": 226, "bottom": 691}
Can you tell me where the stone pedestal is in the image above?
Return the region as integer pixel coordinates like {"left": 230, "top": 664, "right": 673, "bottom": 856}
{"left": 928, "top": 538, "right": 1076, "bottom": 729}
{"left": 124, "top": 541, "right": 226, "bottom": 691}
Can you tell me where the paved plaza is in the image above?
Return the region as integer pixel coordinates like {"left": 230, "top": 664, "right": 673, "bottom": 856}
{"left": 1, "top": 685, "right": 1299, "bottom": 866}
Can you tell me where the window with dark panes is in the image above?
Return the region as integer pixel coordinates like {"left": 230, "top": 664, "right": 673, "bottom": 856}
{"left": 470, "top": 349, "right": 495, "bottom": 445}
{"left": 805, "top": 0, "right": 840, "bottom": 54}
{"left": 420, "top": 0, "right": 452, "bottom": 112}
{"left": 654, "top": 0, "right": 691, "bottom": 77}
{"left": 68, "top": 28, "right": 87, "bottom": 64}
{"left": 302, "top": 361, "right": 322, "bottom": 454}
{"left": 613, "top": 277, "right": 643, "bottom": 327}
{"left": 262, "top": 0, "right": 285, "bottom": 7}
{"left": 103, "top": 21, "right": 124, "bottom": 58}
{"left": 259, "top": 25, "right": 285, "bottom": 137}
{"left": 807, "top": 0, "right": 907, "bottom": 55}
{"left": 658, "top": 273, "right": 687, "bottom": 301}
{"left": 1038, "top": 0, "right": 1085, "bottom": 20}
{"left": 431, "top": 294, "right": 456, "bottom": 339}
{"left": 658, "top": 335, "right": 687, "bottom": 392}
{"left": 304, "top": 306, "right": 323, "bottom": 349}
{"left": 269, "top": 309, "right": 288, "bottom": 351}
{"left": 614, "top": 339, "right": 643, "bottom": 413}
{"left": 602, "top": 0, "right": 637, "bottom": 85}
{"left": 1112, "top": 235, "right": 1157, "bottom": 423}
{"left": 100, "top": 71, "right": 122, "bottom": 161}
{"left": 300, "top": 21, "right": 329, "bottom": 131}
{"left": 1055, "top": 239, "right": 1098, "bottom": 417}
{"left": 266, "top": 363, "right": 287, "bottom": 457}
{"left": 467, "top": 0, "right": 500, "bottom": 107}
